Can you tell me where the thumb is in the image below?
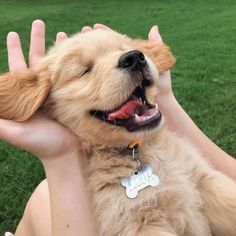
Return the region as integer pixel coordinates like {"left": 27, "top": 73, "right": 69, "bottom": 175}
{"left": 148, "top": 25, "right": 163, "bottom": 43}
{"left": 0, "top": 119, "right": 24, "bottom": 146}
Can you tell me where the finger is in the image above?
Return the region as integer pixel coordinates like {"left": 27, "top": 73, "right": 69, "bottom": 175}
{"left": 29, "top": 19, "right": 45, "bottom": 68}
{"left": 148, "top": 25, "right": 163, "bottom": 43}
{"left": 93, "top": 23, "right": 112, "bottom": 31}
{"left": 56, "top": 32, "right": 68, "bottom": 45}
{"left": 7, "top": 32, "right": 27, "bottom": 72}
{"left": 0, "top": 113, "right": 42, "bottom": 148}
{"left": 81, "top": 26, "right": 93, "bottom": 33}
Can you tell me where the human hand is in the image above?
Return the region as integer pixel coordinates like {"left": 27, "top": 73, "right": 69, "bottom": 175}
{"left": 0, "top": 20, "right": 79, "bottom": 161}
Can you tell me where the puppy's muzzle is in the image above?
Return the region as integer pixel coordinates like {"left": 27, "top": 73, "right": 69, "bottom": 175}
{"left": 118, "top": 50, "right": 152, "bottom": 87}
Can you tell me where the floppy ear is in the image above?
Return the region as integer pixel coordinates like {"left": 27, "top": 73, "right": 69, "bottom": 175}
{"left": 0, "top": 70, "right": 51, "bottom": 121}
{"left": 133, "top": 40, "right": 175, "bottom": 72}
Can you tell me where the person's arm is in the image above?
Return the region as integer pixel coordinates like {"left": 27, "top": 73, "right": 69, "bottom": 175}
{"left": 42, "top": 152, "right": 96, "bottom": 236}
{"left": 0, "top": 114, "right": 98, "bottom": 236}
{"left": 147, "top": 25, "right": 236, "bottom": 181}
{"left": 159, "top": 95, "right": 236, "bottom": 181}
{"left": 1, "top": 20, "right": 97, "bottom": 236}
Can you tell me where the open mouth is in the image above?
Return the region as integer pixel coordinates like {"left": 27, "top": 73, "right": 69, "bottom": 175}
{"left": 90, "top": 86, "right": 162, "bottom": 132}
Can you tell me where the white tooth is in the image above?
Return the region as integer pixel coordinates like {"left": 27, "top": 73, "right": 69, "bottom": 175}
{"left": 155, "top": 103, "right": 158, "bottom": 109}
{"left": 135, "top": 114, "right": 139, "bottom": 119}
{"left": 144, "top": 100, "right": 146, "bottom": 105}
{"left": 139, "top": 98, "right": 142, "bottom": 102}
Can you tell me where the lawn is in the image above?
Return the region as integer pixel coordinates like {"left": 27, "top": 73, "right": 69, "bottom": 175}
{"left": 0, "top": 0, "right": 235, "bottom": 233}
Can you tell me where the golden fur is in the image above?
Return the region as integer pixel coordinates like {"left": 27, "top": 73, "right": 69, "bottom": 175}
{"left": 0, "top": 29, "right": 236, "bottom": 235}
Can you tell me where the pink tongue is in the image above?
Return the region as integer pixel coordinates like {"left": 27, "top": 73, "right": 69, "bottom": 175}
{"left": 108, "top": 99, "right": 142, "bottom": 121}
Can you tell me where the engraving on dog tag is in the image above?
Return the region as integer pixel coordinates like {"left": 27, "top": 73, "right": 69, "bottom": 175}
{"left": 120, "top": 164, "right": 160, "bottom": 199}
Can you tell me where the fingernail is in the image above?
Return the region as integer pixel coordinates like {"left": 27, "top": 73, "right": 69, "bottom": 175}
{"left": 57, "top": 32, "right": 67, "bottom": 38}
{"left": 32, "top": 19, "right": 45, "bottom": 26}
{"left": 56, "top": 32, "right": 67, "bottom": 42}
{"left": 81, "top": 26, "right": 92, "bottom": 33}
{"left": 7, "top": 31, "right": 18, "bottom": 38}
{"left": 7, "top": 32, "right": 19, "bottom": 45}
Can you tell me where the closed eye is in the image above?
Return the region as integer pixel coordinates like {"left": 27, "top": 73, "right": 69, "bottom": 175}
{"left": 79, "top": 67, "right": 92, "bottom": 77}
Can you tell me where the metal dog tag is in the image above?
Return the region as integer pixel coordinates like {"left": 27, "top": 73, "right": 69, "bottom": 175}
{"left": 120, "top": 164, "right": 160, "bottom": 199}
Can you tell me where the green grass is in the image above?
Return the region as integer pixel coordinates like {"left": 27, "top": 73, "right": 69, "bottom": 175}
{"left": 0, "top": 0, "right": 235, "bottom": 233}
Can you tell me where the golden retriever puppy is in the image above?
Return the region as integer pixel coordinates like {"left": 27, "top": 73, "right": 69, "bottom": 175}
{"left": 0, "top": 29, "right": 236, "bottom": 236}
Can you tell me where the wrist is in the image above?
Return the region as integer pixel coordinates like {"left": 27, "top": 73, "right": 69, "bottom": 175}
{"left": 157, "top": 93, "right": 178, "bottom": 113}
{"left": 42, "top": 150, "right": 84, "bottom": 175}
{"left": 42, "top": 150, "right": 88, "bottom": 198}
{"left": 42, "top": 150, "right": 97, "bottom": 236}
{"left": 157, "top": 94, "right": 183, "bottom": 131}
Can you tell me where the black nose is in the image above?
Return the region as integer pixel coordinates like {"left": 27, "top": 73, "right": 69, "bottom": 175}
{"left": 118, "top": 50, "right": 146, "bottom": 71}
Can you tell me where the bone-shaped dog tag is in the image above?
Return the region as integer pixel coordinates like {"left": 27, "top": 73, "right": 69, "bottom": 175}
{"left": 120, "top": 164, "right": 160, "bottom": 199}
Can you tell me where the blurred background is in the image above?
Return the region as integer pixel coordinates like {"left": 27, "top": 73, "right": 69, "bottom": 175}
{"left": 0, "top": 0, "right": 235, "bottom": 233}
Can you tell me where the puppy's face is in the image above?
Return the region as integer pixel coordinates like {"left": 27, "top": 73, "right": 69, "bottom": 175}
{"left": 0, "top": 30, "right": 175, "bottom": 146}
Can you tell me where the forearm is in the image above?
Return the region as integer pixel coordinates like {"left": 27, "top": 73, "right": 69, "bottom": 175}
{"left": 160, "top": 94, "right": 236, "bottom": 181}
{"left": 42, "top": 152, "right": 98, "bottom": 236}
